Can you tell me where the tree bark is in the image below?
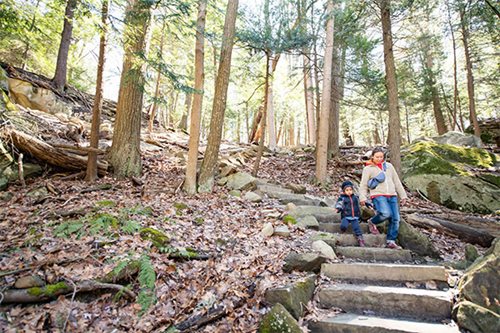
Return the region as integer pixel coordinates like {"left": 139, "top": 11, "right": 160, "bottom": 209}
{"left": 425, "top": 49, "right": 447, "bottom": 135}
{"left": 109, "top": 0, "right": 152, "bottom": 178}
{"left": 198, "top": 0, "right": 239, "bottom": 192}
{"left": 459, "top": 3, "right": 481, "bottom": 138}
{"left": 266, "top": 56, "right": 279, "bottom": 151}
{"left": 303, "top": 52, "right": 316, "bottom": 145}
{"left": 380, "top": 0, "right": 402, "bottom": 176}
{"left": 183, "top": 0, "right": 207, "bottom": 194}
{"left": 315, "top": 0, "right": 334, "bottom": 184}
{"left": 86, "top": 0, "right": 109, "bottom": 182}
{"left": 180, "top": 92, "right": 191, "bottom": 131}
{"left": 445, "top": 0, "right": 461, "bottom": 131}
{"left": 53, "top": 0, "right": 77, "bottom": 90}
{"left": 148, "top": 21, "right": 166, "bottom": 134}
{"left": 252, "top": 53, "right": 270, "bottom": 177}
{"left": 328, "top": 45, "right": 341, "bottom": 158}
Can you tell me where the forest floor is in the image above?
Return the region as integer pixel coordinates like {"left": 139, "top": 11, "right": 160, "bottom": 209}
{"left": 0, "top": 144, "right": 489, "bottom": 332}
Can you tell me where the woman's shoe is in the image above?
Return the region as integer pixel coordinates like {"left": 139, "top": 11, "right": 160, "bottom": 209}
{"left": 357, "top": 236, "right": 366, "bottom": 247}
{"left": 368, "top": 220, "right": 380, "bottom": 235}
{"left": 386, "top": 241, "right": 402, "bottom": 250}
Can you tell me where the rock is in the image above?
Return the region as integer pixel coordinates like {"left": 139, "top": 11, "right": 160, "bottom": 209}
{"left": 26, "top": 186, "right": 49, "bottom": 201}
{"left": 289, "top": 206, "right": 339, "bottom": 223}
{"left": 296, "top": 215, "right": 319, "bottom": 230}
{"left": 465, "top": 244, "right": 479, "bottom": 263}
{"left": 454, "top": 300, "right": 500, "bottom": 333}
{"left": 3, "top": 163, "right": 43, "bottom": 182}
{"left": 0, "top": 67, "right": 9, "bottom": 93}
{"left": 264, "top": 275, "right": 316, "bottom": 319}
{"left": 141, "top": 142, "right": 163, "bottom": 153}
{"left": 458, "top": 238, "right": 500, "bottom": 314}
{"left": 217, "top": 177, "right": 228, "bottom": 186}
{"left": 431, "top": 131, "right": 482, "bottom": 148}
{"left": 360, "top": 206, "right": 376, "bottom": 221}
{"left": 220, "top": 165, "right": 237, "bottom": 177}
{"left": 0, "top": 177, "right": 7, "bottom": 191}
{"left": 398, "top": 219, "right": 440, "bottom": 258}
{"left": 261, "top": 223, "right": 274, "bottom": 237}
{"left": 8, "top": 78, "right": 73, "bottom": 115}
{"left": 226, "top": 172, "right": 257, "bottom": 191}
{"left": 243, "top": 191, "right": 262, "bottom": 202}
{"left": 285, "top": 203, "right": 297, "bottom": 211}
{"left": 285, "top": 183, "right": 307, "bottom": 194}
{"left": 228, "top": 190, "right": 241, "bottom": 197}
{"left": 0, "top": 191, "right": 13, "bottom": 201}
{"left": 402, "top": 141, "right": 499, "bottom": 214}
{"left": 258, "top": 303, "right": 302, "bottom": 333}
{"left": 0, "top": 139, "right": 14, "bottom": 174}
{"left": 14, "top": 275, "right": 45, "bottom": 289}
{"left": 311, "top": 240, "right": 337, "bottom": 260}
{"left": 283, "top": 252, "right": 327, "bottom": 273}
{"left": 274, "top": 225, "right": 290, "bottom": 237}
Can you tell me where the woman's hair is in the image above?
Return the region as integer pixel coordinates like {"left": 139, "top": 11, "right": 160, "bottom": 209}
{"left": 371, "top": 147, "right": 386, "bottom": 159}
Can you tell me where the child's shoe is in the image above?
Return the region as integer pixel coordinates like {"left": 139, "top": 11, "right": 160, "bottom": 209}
{"left": 357, "top": 236, "right": 366, "bottom": 247}
{"left": 368, "top": 220, "right": 380, "bottom": 235}
{"left": 385, "top": 241, "right": 402, "bottom": 250}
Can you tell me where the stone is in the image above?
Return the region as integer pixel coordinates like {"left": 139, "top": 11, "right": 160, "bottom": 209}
{"left": 14, "top": 275, "right": 45, "bottom": 289}
{"left": 228, "top": 190, "right": 241, "bottom": 197}
{"left": 243, "top": 191, "right": 262, "bottom": 202}
{"left": 464, "top": 244, "right": 479, "bottom": 263}
{"left": 219, "top": 165, "right": 237, "bottom": 177}
{"left": 431, "top": 131, "right": 483, "bottom": 148}
{"left": 217, "top": 177, "right": 228, "bottom": 186}
{"left": 257, "top": 184, "right": 293, "bottom": 194}
{"left": 285, "top": 203, "right": 297, "bottom": 211}
{"left": 258, "top": 303, "right": 302, "bottom": 333}
{"left": 360, "top": 206, "right": 376, "bottom": 221}
{"left": 297, "top": 215, "right": 319, "bottom": 229}
{"left": 283, "top": 252, "right": 327, "bottom": 273}
{"left": 318, "top": 284, "right": 453, "bottom": 321}
{"left": 398, "top": 219, "right": 440, "bottom": 258}
{"left": 226, "top": 172, "right": 257, "bottom": 191}
{"left": 0, "top": 191, "right": 13, "bottom": 201}
{"left": 290, "top": 206, "right": 340, "bottom": 223}
{"left": 458, "top": 240, "right": 500, "bottom": 314}
{"left": 285, "top": 183, "right": 307, "bottom": 194}
{"left": 264, "top": 275, "right": 316, "bottom": 319}
{"left": 311, "top": 240, "right": 337, "bottom": 260}
{"left": 453, "top": 300, "right": 500, "bottom": 333}
{"left": 274, "top": 225, "right": 290, "bottom": 237}
{"left": 319, "top": 222, "right": 369, "bottom": 233}
{"left": 261, "top": 223, "right": 274, "bottom": 237}
{"left": 335, "top": 246, "right": 413, "bottom": 262}
{"left": 310, "top": 232, "right": 386, "bottom": 247}
{"left": 0, "top": 176, "right": 7, "bottom": 191}
{"left": 26, "top": 186, "right": 49, "bottom": 201}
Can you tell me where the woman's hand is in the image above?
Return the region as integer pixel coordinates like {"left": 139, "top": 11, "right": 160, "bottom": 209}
{"left": 360, "top": 200, "right": 366, "bottom": 206}
{"left": 400, "top": 198, "right": 407, "bottom": 206}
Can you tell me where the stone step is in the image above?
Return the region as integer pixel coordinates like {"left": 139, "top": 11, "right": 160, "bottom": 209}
{"left": 309, "top": 313, "right": 460, "bottom": 333}
{"left": 319, "top": 222, "right": 370, "bottom": 233}
{"left": 256, "top": 184, "right": 293, "bottom": 194}
{"left": 290, "top": 206, "right": 340, "bottom": 223}
{"left": 311, "top": 233, "right": 387, "bottom": 247}
{"left": 321, "top": 263, "right": 448, "bottom": 283}
{"left": 318, "top": 284, "right": 452, "bottom": 321}
{"left": 335, "top": 246, "right": 413, "bottom": 262}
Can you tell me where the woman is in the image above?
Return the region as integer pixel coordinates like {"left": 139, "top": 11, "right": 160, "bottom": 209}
{"left": 359, "top": 147, "right": 407, "bottom": 249}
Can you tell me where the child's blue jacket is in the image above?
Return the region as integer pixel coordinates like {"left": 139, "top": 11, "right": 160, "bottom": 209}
{"left": 335, "top": 194, "right": 362, "bottom": 219}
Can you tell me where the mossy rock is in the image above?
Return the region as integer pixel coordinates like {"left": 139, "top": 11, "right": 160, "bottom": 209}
{"left": 282, "top": 214, "right": 297, "bottom": 225}
{"left": 265, "top": 275, "right": 316, "bottom": 319}
{"left": 259, "top": 303, "right": 302, "bottom": 333}
{"left": 398, "top": 219, "right": 440, "bottom": 258}
{"left": 453, "top": 300, "right": 500, "bottom": 333}
{"left": 140, "top": 228, "right": 170, "bottom": 248}
{"left": 173, "top": 202, "right": 189, "bottom": 211}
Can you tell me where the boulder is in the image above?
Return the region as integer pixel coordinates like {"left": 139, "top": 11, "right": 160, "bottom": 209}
{"left": 431, "top": 131, "right": 482, "bottom": 148}
{"left": 311, "top": 240, "right": 337, "bottom": 260}
{"left": 285, "top": 183, "right": 307, "bottom": 194}
{"left": 296, "top": 215, "right": 319, "bottom": 230}
{"left": 453, "top": 300, "right": 500, "bottom": 333}
{"left": 465, "top": 244, "right": 480, "bottom": 263}
{"left": 258, "top": 303, "right": 302, "bottom": 333}
{"left": 289, "top": 206, "right": 340, "bottom": 223}
{"left": 226, "top": 172, "right": 256, "bottom": 191}
{"left": 8, "top": 78, "right": 73, "bottom": 115}
{"left": 264, "top": 275, "right": 316, "bottom": 319}
{"left": 0, "top": 176, "right": 7, "bottom": 191}
{"left": 398, "top": 219, "right": 440, "bottom": 258}
{"left": 402, "top": 141, "right": 499, "bottom": 214}
{"left": 243, "top": 191, "right": 262, "bottom": 202}
{"left": 228, "top": 190, "right": 241, "bottom": 197}
{"left": 274, "top": 225, "right": 290, "bottom": 237}
{"left": 283, "top": 252, "right": 327, "bottom": 273}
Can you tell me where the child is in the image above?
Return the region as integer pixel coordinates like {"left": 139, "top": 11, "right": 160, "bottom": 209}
{"left": 335, "top": 180, "right": 366, "bottom": 247}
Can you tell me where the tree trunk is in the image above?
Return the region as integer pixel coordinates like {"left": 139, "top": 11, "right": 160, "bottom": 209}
{"left": 109, "top": 0, "right": 152, "bottom": 178}
{"left": 198, "top": 0, "right": 239, "bottom": 192}
{"left": 425, "top": 50, "right": 447, "bottom": 135}
{"left": 86, "top": 0, "right": 108, "bottom": 182}
{"left": 180, "top": 92, "right": 191, "bottom": 131}
{"left": 328, "top": 45, "right": 341, "bottom": 158}
{"left": 315, "top": 0, "right": 334, "bottom": 184}
{"left": 148, "top": 22, "right": 166, "bottom": 134}
{"left": 183, "top": 0, "right": 207, "bottom": 194}
{"left": 53, "top": 0, "right": 77, "bottom": 90}
{"left": 445, "top": 0, "right": 460, "bottom": 131}
{"left": 303, "top": 52, "right": 315, "bottom": 144}
{"left": 249, "top": 108, "right": 262, "bottom": 144}
{"left": 252, "top": 53, "right": 270, "bottom": 177}
{"left": 266, "top": 56, "right": 279, "bottom": 151}
{"left": 459, "top": 3, "right": 481, "bottom": 138}
{"left": 380, "top": 0, "right": 402, "bottom": 176}
{"left": 288, "top": 114, "right": 295, "bottom": 146}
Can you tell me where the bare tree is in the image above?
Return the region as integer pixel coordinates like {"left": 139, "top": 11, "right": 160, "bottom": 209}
{"left": 53, "top": 0, "right": 77, "bottom": 90}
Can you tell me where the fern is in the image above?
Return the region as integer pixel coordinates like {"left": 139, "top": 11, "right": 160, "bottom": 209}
{"left": 137, "top": 255, "right": 156, "bottom": 315}
{"left": 121, "top": 220, "right": 141, "bottom": 234}
{"left": 54, "top": 221, "right": 84, "bottom": 238}
{"left": 89, "top": 213, "right": 119, "bottom": 235}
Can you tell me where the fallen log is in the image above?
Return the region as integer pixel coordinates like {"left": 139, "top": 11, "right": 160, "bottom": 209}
{"left": 0, "top": 127, "right": 107, "bottom": 174}
{"left": 405, "top": 213, "right": 495, "bottom": 247}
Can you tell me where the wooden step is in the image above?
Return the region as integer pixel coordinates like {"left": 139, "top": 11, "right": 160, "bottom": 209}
{"left": 336, "top": 246, "right": 412, "bottom": 262}
{"left": 319, "top": 222, "right": 370, "bottom": 233}
{"left": 318, "top": 284, "right": 452, "bottom": 321}
{"left": 309, "top": 313, "right": 460, "bottom": 333}
{"left": 321, "top": 263, "right": 447, "bottom": 283}
{"left": 311, "top": 233, "right": 387, "bottom": 247}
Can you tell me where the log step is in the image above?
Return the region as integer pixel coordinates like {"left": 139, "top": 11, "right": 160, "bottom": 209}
{"left": 309, "top": 313, "right": 460, "bottom": 333}
{"left": 318, "top": 284, "right": 452, "bottom": 321}
{"left": 321, "top": 263, "right": 447, "bottom": 283}
{"left": 335, "top": 246, "right": 412, "bottom": 262}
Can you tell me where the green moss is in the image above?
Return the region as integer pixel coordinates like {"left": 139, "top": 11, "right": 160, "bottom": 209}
{"left": 96, "top": 200, "right": 116, "bottom": 207}
{"left": 173, "top": 202, "right": 188, "bottom": 211}
{"left": 140, "top": 227, "right": 170, "bottom": 248}
{"left": 283, "top": 215, "right": 297, "bottom": 225}
{"left": 27, "top": 282, "right": 68, "bottom": 297}
{"left": 194, "top": 217, "right": 204, "bottom": 225}
{"left": 478, "top": 173, "right": 500, "bottom": 187}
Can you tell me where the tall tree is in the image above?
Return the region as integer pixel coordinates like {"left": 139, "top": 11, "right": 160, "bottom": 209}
{"left": 183, "top": 0, "right": 207, "bottom": 195}
{"left": 315, "top": 0, "right": 334, "bottom": 184}
{"left": 379, "top": 0, "right": 402, "bottom": 175}
{"left": 198, "top": 0, "right": 239, "bottom": 192}
{"left": 148, "top": 20, "right": 166, "bottom": 134}
{"left": 109, "top": 0, "right": 153, "bottom": 177}
{"left": 86, "top": 0, "right": 109, "bottom": 182}
{"left": 53, "top": 0, "right": 77, "bottom": 90}
{"left": 458, "top": 1, "right": 481, "bottom": 138}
